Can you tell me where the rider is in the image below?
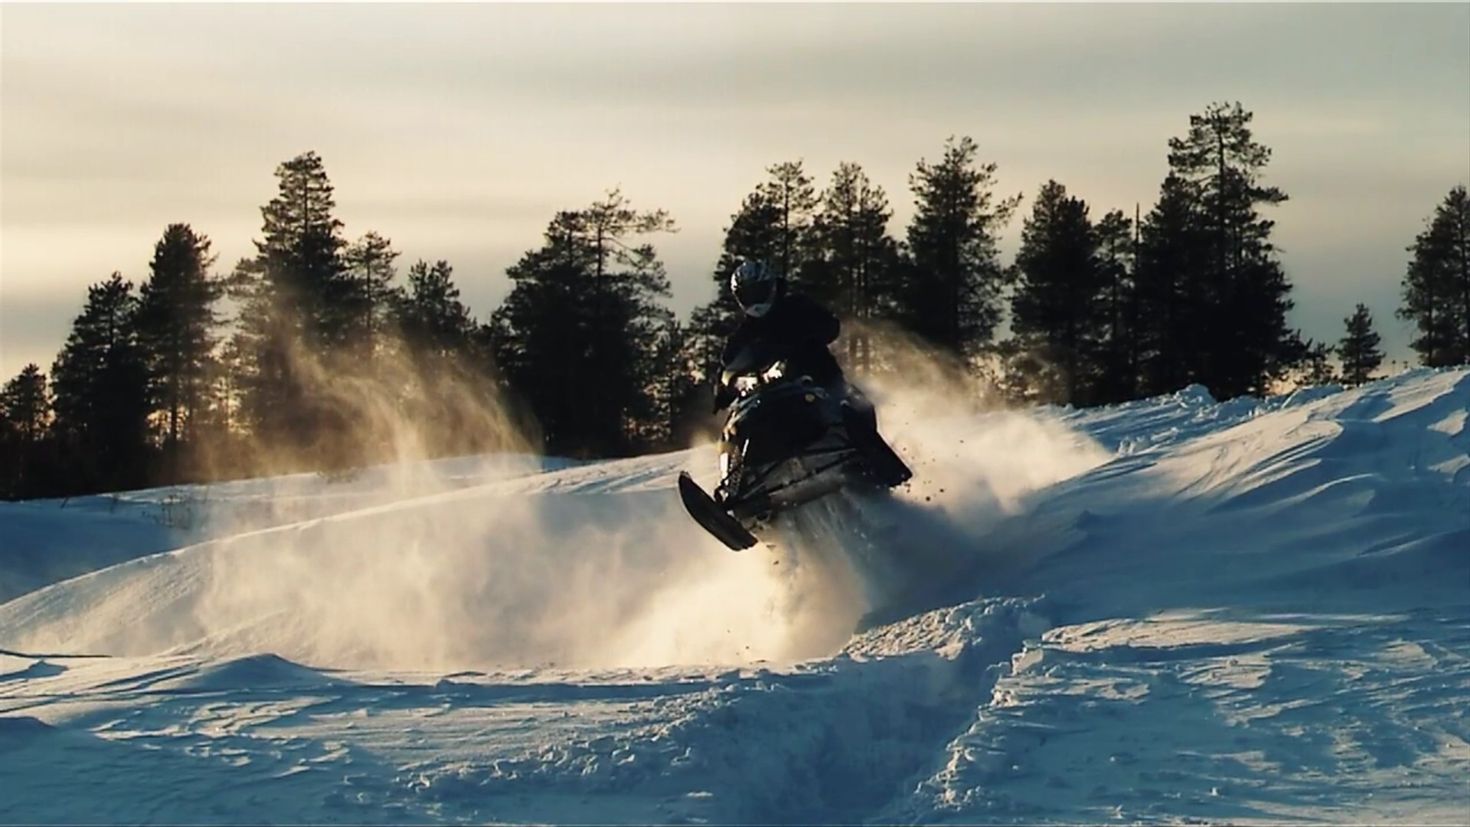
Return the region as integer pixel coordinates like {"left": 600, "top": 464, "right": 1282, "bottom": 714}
{"left": 713, "top": 257, "right": 908, "bottom": 490}
{"left": 717, "top": 258, "right": 841, "bottom": 403}
{"left": 715, "top": 258, "right": 879, "bottom": 433}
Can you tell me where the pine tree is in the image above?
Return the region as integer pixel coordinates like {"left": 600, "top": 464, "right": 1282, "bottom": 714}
{"left": 230, "top": 151, "right": 358, "bottom": 453}
{"left": 1399, "top": 185, "right": 1470, "bottom": 367}
{"left": 0, "top": 365, "right": 50, "bottom": 443}
{"left": 493, "top": 191, "right": 675, "bottom": 456}
{"left": 135, "top": 223, "right": 222, "bottom": 452}
{"left": 644, "top": 320, "right": 707, "bottom": 450}
{"left": 380, "top": 259, "right": 498, "bottom": 459}
{"left": 1338, "top": 303, "right": 1384, "bottom": 385}
{"left": 342, "top": 231, "right": 401, "bottom": 355}
{"left": 398, "top": 260, "right": 474, "bottom": 358}
{"left": 1009, "top": 180, "right": 1106, "bottom": 403}
{"left": 898, "top": 136, "right": 1021, "bottom": 356}
{"left": 0, "top": 364, "right": 52, "bottom": 498}
{"left": 809, "top": 162, "right": 902, "bottom": 374}
{"left": 256, "top": 152, "right": 357, "bottom": 346}
{"left": 753, "top": 161, "right": 819, "bottom": 291}
{"left": 1133, "top": 174, "right": 1205, "bottom": 396}
{"left": 50, "top": 274, "right": 152, "bottom": 492}
{"left": 1093, "top": 208, "right": 1139, "bottom": 402}
{"left": 1300, "top": 340, "right": 1338, "bottom": 387}
{"left": 1163, "top": 102, "right": 1303, "bottom": 398}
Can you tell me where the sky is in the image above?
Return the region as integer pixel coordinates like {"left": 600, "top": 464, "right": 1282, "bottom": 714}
{"left": 2, "top": 2, "right": 1468, "bottom": 381}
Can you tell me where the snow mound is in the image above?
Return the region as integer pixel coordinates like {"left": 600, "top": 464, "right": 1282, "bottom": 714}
{"left": 1, "top": 368, "right": 1466, "bottom": 824}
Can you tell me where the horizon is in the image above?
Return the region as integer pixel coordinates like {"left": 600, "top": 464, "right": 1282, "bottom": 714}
{"left": 3, "top": 2, "right": 1468, "bottom": 380}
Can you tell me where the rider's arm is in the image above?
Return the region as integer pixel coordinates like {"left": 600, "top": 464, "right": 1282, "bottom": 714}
{"left": 721, "top": 320, "right": 752, "bottom": 365}
{"left": 714, "top": 327, "right": 748, "bottom": 412}
{"left": 792, "top": 296, "right": 840, "bottom": 345}
{"left": 815, "top": 307, "right": 840, "bottom": 345}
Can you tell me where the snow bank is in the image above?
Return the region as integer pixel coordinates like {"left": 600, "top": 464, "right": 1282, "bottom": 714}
{"left": 1, "top": 368, "right": 1466, "bottom": 824}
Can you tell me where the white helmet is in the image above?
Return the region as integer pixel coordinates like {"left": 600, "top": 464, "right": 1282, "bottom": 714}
{"left": 730, "top": 259, "right": 784, "bottom": 318}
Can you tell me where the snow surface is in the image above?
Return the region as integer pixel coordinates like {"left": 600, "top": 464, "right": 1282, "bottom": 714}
{"left": 1, "top": 369, "right": 1467, "bottom": 824}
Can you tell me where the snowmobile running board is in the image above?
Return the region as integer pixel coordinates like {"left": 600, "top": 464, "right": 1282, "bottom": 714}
{"left": 677, "top": 472, "right": 759, "bottom": 551}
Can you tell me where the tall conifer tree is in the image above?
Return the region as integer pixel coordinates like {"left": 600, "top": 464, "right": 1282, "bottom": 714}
{"left": 1338, "top": 303, "right": 1384, "bottom": 385}
{"left": 493, "top": 192, "right": 675, "bottom": 456}
{"left": 0, "top": 365, "right": 50, "bottom": 444}
{"left": 342, "top": 231, "right": 401, "bottom": 355}
{"left": 398, "top": 260, "right": 474, "bottom": 358}
{"left": 1010, "top": 180, "right": 1105, "bottom": 403}
{"left": 135, "top": 223, "right": 221, "bottom": 451}
{"left": 1133, "top": 174, "right": 1204, "bottom": 395}
{"left": 1163, "top": 102, "right": 1302, "bottom": 397}
{"left": 1093, "top": 209, "right": 1139, "bottom": 402}
{"left": 230, "top": 151, "right": 357, "bottom": 453}
{"left": 51, "top": 274, "right": 152, "bottom": 491}
{"left": 899, "top": 136, "right": 1021, "bottom": 356}
{"left": 809, "top": 162, "right": 902, "bottom": 373}
{"left": 1399, "top": 185, "right": 1470, "bottom": 366}
{"left": 0, "top": 364, "right": 52, "bottom": 498}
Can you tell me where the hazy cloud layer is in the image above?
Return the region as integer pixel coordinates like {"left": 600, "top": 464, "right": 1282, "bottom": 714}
{"left": 3, "top": 3, "right": 1467, "bottom": 377}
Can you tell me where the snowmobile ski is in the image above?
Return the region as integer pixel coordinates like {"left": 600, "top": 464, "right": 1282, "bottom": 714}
{"left": 678, "top": 472, "right": 759, "bottom": 551}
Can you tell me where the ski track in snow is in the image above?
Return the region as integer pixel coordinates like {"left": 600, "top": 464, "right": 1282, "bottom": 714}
{"left": 1, "top": 369, "right": 1467, "bottom": 824}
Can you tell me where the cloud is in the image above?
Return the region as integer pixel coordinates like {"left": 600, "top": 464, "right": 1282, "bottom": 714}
{"left": 2, "top": 2, "right": 1466, "bottom": 377}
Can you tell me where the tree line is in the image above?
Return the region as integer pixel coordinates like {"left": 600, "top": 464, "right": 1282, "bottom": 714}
{"left": 1, "top": 101, "right": 1465, "bottom": 499}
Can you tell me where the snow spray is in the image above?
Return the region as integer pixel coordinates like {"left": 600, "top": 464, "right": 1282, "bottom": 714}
{"left": 16, "top": 325, "right": 1108, "bottom": 673}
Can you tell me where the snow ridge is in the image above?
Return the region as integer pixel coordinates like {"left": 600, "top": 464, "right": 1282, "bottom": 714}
{"left": 1, "top": 368, "right": 1467, "bottom": 824}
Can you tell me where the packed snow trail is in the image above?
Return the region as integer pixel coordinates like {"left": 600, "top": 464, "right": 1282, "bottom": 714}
{"left": 1, "top": 369, "right": 1467, "bottom": 824}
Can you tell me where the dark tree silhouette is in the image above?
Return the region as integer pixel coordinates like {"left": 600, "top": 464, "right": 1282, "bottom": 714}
{"left": 644, "top": 320, "right": 707, "bottom": 450}
{"left": 898, "top": 136, "right": 1021, "bottom": 357}
{"left": 1300, "top": 340, "right": 1339, "bottom": 387}
{"left": 397, "top": 260, "right": 474, "bottom": 358}
{"left": 1162, "top": 102, "right": 1303, "bottom": 398}
{"left": 1010, "top": 180, "right": 1106, "bottom": 403}
{"left": 0, "top": 364, "right": 53, "bottom": 498}
{"left": 808, "top": 162, "right": 903, "bottom": 374}
{"left": 135, "top": 223, "right": 222, "bottom": 453}
{"left": 229, "top": 151, "right": 360, "bottom": 457}
{"left": 737, "top": 160, "right": 820, "bottom": 295}
{"left": 1133, "top": 174, "right": 1206, "bottom": 396}
{"left": 1093, "top": 208, "right": 1140, "bottom": 402}
{"left": 492, "top": 191, "right": 675, "bottom": 456}
{"left": 1399, "top": 185, "right": 1470, "bottom": 367}
{"left": 342, "top": 231, "right": 401, "bottom": 356}
{"left": 1338, "top": 303, "right": 1384, "bottom": 385}
{"left": 385, "top": 259, "right": 504, "bottom": 458}
{"left": 0, "top": 364, "right": 50, "bottom": 444}
{"left": 50, "top": 274, "right": 152, "bottom": 492}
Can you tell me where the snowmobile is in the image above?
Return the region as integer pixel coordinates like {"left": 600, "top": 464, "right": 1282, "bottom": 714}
{"left": 678, "top": 341, "right": 912, "bottom": 551}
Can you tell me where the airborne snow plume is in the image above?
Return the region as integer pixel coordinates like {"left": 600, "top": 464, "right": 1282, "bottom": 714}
{"left": 1, "top": 368, "right": 1467, "bottom": 825}
{"left": 0, "top": 335, "right": 1112, "bottom": 672}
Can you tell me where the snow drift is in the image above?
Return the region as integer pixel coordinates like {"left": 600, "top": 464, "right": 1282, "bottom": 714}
{"left": 1, "top": 368, "right": 1466, "bottom": 824}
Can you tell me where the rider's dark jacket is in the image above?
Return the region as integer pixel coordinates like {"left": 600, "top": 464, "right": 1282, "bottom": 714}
{"left": 720, "top": 292, "right": 842, "bottom": 388}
